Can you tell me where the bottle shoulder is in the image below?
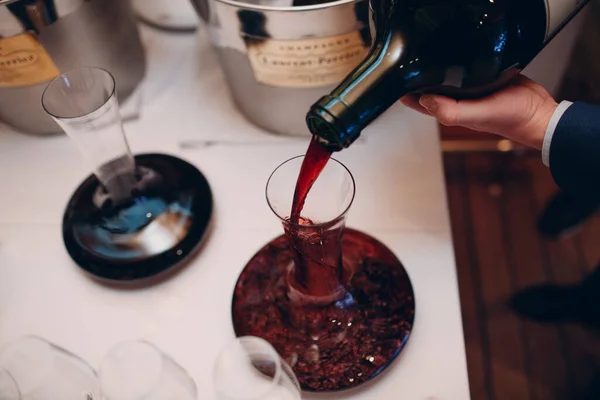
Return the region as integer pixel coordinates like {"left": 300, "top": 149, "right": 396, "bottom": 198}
{"left": 366, "top": 0, "right": 547, "bottom": 94}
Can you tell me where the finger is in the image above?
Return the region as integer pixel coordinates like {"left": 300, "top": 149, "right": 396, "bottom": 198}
{"left": 400, "top": 94, "right": 432, "bottom": 116}
{"left": 419, "top": 95, "right": 462, "bottom": 126}
{"left": 419, "top": 94, "right": 511, "bottom": 129}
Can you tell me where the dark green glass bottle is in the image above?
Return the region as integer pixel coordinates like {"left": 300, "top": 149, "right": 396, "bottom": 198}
{"left": 306, "top": 0, "right": 589, "bottom": 151}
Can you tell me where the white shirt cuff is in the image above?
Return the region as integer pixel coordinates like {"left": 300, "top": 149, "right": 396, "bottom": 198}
{"left": 542, "top": 100, "right": 574, "bottom": 167}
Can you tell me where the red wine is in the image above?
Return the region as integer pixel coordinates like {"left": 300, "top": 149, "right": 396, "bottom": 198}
{"left": 283, "top": 215, "right": 346, "bottom": 299}
{"left": 306, "top": 0, "right": 590, "bottom": 150}
{"left": 290, "top": 137, "right": 332, "bottom": 223}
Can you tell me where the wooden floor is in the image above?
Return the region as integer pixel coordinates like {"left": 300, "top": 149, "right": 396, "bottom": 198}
{"left": 444, "top": 152, "right": 600, "bottom": 400}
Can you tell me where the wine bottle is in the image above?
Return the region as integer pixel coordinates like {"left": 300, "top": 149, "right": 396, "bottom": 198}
{"left": 306, "top": 0, "right": 590, "bottom": 151}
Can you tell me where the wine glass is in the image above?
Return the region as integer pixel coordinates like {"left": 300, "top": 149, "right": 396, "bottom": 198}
{"left": 98, "top": 340, "right": 197, "bottom": 400}
{"left": 0, "top": 368, "right": 20, "bottom": 400}
{"left": 0, "top": 336, "right": 98, "bottom": 400}
{"left": 41, "top": 66, "right": 213, "bottom": 283}
{"left": 213, "top": 336, "right": 301, "bottom": 400}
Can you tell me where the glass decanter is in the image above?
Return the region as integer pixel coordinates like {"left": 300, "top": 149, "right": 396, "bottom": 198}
{"left": 232, "top": 156, "right": 415, "bottom": 391}
{"left": 41, "top": 67, "right": 213, "bottom": 282}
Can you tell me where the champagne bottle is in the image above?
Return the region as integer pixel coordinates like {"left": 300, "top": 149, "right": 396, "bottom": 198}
{"left": 306, "top": 0, "right": 590, "bottom": 151}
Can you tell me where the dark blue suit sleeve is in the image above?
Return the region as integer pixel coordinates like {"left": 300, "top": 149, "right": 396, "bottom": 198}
{"left": 549, "top": 102, "right": 600, "bottom": 202}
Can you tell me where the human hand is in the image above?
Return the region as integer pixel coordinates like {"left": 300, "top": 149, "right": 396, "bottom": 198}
{"left": 400, "top": 75, "right": 558, "bottom": 150}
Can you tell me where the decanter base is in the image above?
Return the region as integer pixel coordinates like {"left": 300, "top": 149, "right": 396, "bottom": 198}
{"left": 232, "top": 228, "right": 415, "bottom": 391}
{"left": 63, "top": 153, "right": 213, "bottom": 283}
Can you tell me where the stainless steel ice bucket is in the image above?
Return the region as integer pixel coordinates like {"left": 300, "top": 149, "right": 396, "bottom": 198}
{"left": 0, "top": 0, "right": 146, "bottom": 135}
{"left": 191, "top": 0, "right": 371, "bottom": 136}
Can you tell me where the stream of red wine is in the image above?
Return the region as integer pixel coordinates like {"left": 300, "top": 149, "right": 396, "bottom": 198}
{"left": 285, "top": 137, "right": 339, "bottom": 297}
{"left": 290, "top": 137, "right": 333, "bottom": 223}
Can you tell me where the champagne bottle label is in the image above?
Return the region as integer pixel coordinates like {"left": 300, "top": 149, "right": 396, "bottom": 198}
{"left": 546, "top": 0, "right": 585, "bottom": 40}
{"left": 0, "top": 32, "right": 60, "bottom": 87}
{"left": 244, "top": 31, "right": 369, "bottom": 89}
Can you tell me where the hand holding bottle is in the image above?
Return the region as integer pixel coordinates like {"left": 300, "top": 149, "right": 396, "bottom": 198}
{"left": 400, "top": 75, "right": 558, "bottom": 150}
{"left": 306, "top": 1, "right": 587, "bottom": 151}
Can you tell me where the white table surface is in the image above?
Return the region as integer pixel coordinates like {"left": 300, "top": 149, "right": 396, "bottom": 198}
{"left": 0, "top": 25, "right": 470, "bottom": 399}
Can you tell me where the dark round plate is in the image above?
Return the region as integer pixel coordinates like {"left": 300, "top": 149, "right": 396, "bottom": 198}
{"left": 232, "top": 228, "right": 415, "bottom": 392}
{"left": 62, "top": 153, "right": 212, "bottom": 282}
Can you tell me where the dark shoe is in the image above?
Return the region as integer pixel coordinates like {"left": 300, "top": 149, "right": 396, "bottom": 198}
{"left": 509, "top": 266, "right": 600, "bottom": 329}
{"left": 509, "top": 284, "right": 581, "bottom": 323}
{"left": 537, "top": 190, "right": 600, "bottom": 238}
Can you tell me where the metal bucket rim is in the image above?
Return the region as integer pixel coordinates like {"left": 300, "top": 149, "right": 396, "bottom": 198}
{"left": 213, "top": 0, "right": 360, "bottom": 13}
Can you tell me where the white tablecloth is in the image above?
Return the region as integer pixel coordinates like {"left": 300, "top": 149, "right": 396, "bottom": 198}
{"left": 0, "top": 25, "right": 470, "bottom": 399}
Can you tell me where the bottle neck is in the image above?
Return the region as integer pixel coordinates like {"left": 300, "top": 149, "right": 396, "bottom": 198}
{"left": 307, "top": 29, "right": 417, "bottom": 151}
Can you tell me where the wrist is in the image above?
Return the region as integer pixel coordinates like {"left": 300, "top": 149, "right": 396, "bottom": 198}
{"left": 524, "top": 97, "right": 558, "bottom": 150}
